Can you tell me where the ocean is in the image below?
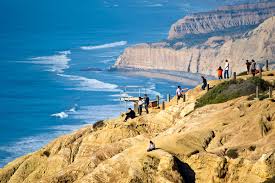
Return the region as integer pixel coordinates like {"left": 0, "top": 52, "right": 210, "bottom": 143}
{"left": 0, "top": 0, "right": 224, "bottom": 167}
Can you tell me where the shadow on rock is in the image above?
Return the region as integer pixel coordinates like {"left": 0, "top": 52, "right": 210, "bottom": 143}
{"left": 174, "top": 157, "right": 196, "bottom": 183}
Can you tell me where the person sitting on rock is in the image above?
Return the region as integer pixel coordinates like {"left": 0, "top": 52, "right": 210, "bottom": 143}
{"left": 201, "top": 76, "right": 207, "bottom": 90}
{"left": 147, "top": 140, "right": 156, "bottom": 152}
{"left": 124, "top": 108, "right": 136, "bottom": 122}
{"left": 217, "top": 66, "right": 223, "bottom": 80}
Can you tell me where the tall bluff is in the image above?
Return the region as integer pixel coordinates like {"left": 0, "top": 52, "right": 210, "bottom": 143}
{"left": 168, "top": 0, "right": 275, "bottom": 39}
{"left": 115, "top": 17, "right": 275, "bottom": 76}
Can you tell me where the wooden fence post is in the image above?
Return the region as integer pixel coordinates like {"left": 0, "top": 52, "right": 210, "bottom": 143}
{"left": 256, "top": 86, "right": 259, "bottom": 99}
{"left": 162, "top": 101, "right": 165, "bottom": 110}
{"left": 266, "top": 60, "right": 269, "bottom": 71}
{"left": 156, "top": 95, "right": 160, "bottom": 108}
{"left": 207, "top": 84, "right": 210, "bottom": 91}
{"left": 233, "top": 72, "right": 237, "bottom": 81}
{"left": 183, "top": 94, "right": 186, "bottom": 102}
{"left": 167, "top": 94, "right": 171, "bottom": 102}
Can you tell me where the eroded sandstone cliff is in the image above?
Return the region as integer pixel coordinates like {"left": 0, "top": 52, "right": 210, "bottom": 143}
{"left": 0, "top": 71, "right": 275, "bottom": 183}
{"left": 115, "top": 16, "right": 275, "bottom": 76}
{"left": 168, "top": 0, "right": 275, "bottom": 39}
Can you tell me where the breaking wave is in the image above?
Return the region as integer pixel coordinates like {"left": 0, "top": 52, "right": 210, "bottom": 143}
{"left": 28, "top": 50, "right": 71, "bottom": 73}
{"left": 80, "top": 41, "right": 127, "bottom": 50}
{"left": 58, "top": 74, "right": 120, "bottom": 92}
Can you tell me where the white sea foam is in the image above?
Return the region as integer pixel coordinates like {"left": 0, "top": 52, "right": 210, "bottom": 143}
{"left": 80, "top": 41, "right": 127, "bottom": 50}
{"left": 146, "top": 3, "right": 163, "bottom": 7}
{"left": 28, "top": 50, "right": 71, "bottom": 73}
{"left": 58, "top": 74, "right": 120, "bottom": 92}
{"left": 0, "top": 103, "right": 126, "bottom": 167}
{"left": 51, "top": 112, "right": 69, "bottom": 119}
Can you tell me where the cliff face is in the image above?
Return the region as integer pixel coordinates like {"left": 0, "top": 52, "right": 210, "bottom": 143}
{"left": 0, "top": 72, "right": 275, "bottom": 183}
{"left": 168, "top": 1, "right": 275, "bottom": 39}
{"left": 115, "top": 16, "right": 275, "bottom": 76}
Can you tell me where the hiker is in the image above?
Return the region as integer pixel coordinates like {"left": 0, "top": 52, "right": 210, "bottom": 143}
{"left": 144, "top": 94, "right": 150, "bottom": 114}
{"left": 250, "top": 60, "right": 256, "bottom": 77}
{"left": 124, "top": 108, "right": 136, "bottom": 122}
{"left": 224, "top": 60, "right": 230, "bottom": 79}
{"left": 246, "top": 60, "right": 251, "bottom": 74}
{"left": 138, "top": 97, "right": 143, "bottom": 116}
{"left": 176, "top": 86, "right": 182, "bottom": 104}
{"left": 217, "top": 66, "right": 223, "bottom": 80}
{"left": 201, "top": 76, "right": 207, "bottom": 90}
{"left": 147, "top": 140, "right": 156, "bottom": 152}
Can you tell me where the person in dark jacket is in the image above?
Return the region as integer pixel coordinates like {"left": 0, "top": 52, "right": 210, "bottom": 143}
{"left": 246, "top": 60, "right": 251, "bottom": 74}
{"left": 201, "top": 76, "right": 207, "bottom": 90}
{"left": 250, "top": 60, "right": 257, "bottom": 77}
{"left": 124, "top": 108, "right": 136, "bottom": 122}
{"left": 144, "top": 94, "right": 150, "bottom": 114}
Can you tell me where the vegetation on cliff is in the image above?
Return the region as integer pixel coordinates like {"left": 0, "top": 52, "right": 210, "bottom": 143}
{"left": 196, "top": 77, "right": 272, "bottom": 107}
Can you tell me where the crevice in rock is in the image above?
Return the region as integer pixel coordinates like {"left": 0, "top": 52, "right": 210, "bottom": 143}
{"left": 174, "top": 156, "right": 196, "bottom": 183}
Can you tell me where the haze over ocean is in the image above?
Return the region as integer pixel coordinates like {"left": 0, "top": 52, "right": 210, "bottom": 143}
{"left": 0, "top": 0, "right": 225, "bottom": 167}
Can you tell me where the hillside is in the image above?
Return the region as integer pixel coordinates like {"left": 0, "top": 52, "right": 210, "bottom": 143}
{"left": 0, "top": 71, "right": 275, "bottom": 183}
{"left": 114, "top": 16, "right": 275, "bottom": 76}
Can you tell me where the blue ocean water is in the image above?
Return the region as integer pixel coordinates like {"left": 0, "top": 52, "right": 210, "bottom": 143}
{"left": 0, "top": 0, "right": 225, "bottom": 167}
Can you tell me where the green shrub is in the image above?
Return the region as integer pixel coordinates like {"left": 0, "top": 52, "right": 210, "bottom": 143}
{"left": 196, "top": 77, "right": 271, "bottom": 108}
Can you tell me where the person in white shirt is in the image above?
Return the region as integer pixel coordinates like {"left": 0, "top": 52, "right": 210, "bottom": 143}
{"left": 224, "top": 60, "right": 230, "bottom": 79}
{"left": 138, "top": 97, "right": 144, "bottom": 116}
{"left": 176, "top": 86, "right": 182, "bottom": 104}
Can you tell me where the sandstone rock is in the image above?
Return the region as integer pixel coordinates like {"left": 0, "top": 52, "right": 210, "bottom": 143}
{"left": 115, "top": 16, "right": 275, "bottom": 76}
{"left": 168, "top": 1, "right": 275, "bottom": 39}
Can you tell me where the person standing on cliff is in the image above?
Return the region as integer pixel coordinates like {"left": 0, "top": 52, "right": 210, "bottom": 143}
{"left": 138, "top": 97, "right": 143, "bottom": 116}
{"left": 217, "top": 66, "right": 223, "bottom": 80}
{"left": 201, "top": 76, "right": 207, "bottom": 90}
{"left": 176, "top": 86, "right": 182, "bottom": 104}
{"left": 144, "top": 94, "right": 150, "bottom": 114}
{"left": 250, "top": 60, "right": 256, "bottom": 77}
{"left": 224, "top": 60, "right": 230, "bottom": 79}
{"left": 246, "top": 60, "right": 251, "bottom": 74}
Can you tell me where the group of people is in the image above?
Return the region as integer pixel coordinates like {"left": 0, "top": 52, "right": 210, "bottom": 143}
{"left": 124, "top": 94, "right": 150, "bottom": 122}
{"left": 217, "top": 60, "right": 230, "bottom": 80}
{"left": 217, "top": 59, "right": 262, "bottom": 80}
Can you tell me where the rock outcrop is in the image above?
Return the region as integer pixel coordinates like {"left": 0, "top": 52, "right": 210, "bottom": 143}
{"left": 115, "top": 16, "right": 275, "bottom": 76}
{"left": 0, "top": 71, "right": 275, "bottom": 183}
{"left": 168, "top": 0, "right": 275, "bottom": 39}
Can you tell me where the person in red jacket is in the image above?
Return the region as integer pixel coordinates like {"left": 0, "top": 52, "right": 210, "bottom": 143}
{"left": 217, "top": 66, "right": 223, "bottom": 80}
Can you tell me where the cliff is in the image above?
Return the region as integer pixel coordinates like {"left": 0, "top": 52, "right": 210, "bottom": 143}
{"left": 168, "top": 0, "right": 275, "bottom": 39}
{"left": 0, "top": 71, "right": 275, "bottom": 183}
{"left": 114, "top": 16, "right": 275, "bottom": 76}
